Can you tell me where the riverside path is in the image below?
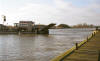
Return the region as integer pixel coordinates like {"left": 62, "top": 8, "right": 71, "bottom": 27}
{"left": 51, "top": 30, "right": 100, "bottom": 61}
{"left": 62, "top": 31, "right": 100, "bottom": 61}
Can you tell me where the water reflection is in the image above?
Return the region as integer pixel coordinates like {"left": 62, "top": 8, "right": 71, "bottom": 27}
{"left": 0, "top": 29, "right": 93, "bottom": 61}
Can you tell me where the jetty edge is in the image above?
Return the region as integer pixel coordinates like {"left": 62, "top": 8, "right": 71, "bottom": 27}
{"left": 50, "top": 30, "right": 98, "bottom": 61}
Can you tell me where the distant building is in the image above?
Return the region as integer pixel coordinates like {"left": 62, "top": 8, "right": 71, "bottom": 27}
{"left": 0, "top": 24, "right": 3, "bottom": 31}
{"left": 15, "top": 21, "right": 35, "bottom": 32}
{"left": 35, "top": 24, "right": 46, "bottom": 30}
{"left": 0, "top": 24, "right": 8, "bottom": 31}
{"left": 14, "top": 23, "right": 19, "bottom": 27}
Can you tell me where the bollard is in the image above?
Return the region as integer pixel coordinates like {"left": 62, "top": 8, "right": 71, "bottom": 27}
{"left": 92, "top": 33, "right": 94, "bottom": 37}
{"left": 98, "top": 51, "right": 100, "bottom": 61}
{"left": 87, "top": 37, "right": 88, "bottom": 42}
{"left": 76, "top": 43, "right": 78, "bottom": 50}
{"left": 94, "top": 32, "right": 95, "bottom": 36}
{"left": 96, "top": 27, "right": 98, "bottom": 31}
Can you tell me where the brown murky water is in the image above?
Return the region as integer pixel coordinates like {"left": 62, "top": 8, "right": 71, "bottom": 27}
{"left": 0, "top": 29, "right": 94, "bottom": 61}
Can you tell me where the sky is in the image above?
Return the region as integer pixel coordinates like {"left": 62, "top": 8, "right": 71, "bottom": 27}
{"left": 0, "top": 0, "right": 100, "bottom": 25}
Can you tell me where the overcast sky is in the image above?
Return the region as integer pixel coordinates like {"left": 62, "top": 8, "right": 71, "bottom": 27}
{"left": 0, "top": 0, "right": 100, "bottom": 25}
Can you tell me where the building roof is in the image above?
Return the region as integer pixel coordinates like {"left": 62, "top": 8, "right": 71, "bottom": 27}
{"left": 19, "top": 21, "right": 34, "bottom": 24}
{"left": 35, "top": 24, "right": 46, "bottom": 29}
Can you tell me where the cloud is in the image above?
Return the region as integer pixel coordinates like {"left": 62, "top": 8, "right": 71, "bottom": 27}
{"left": 0, "top": 0, "right": 100, "bottom": 25}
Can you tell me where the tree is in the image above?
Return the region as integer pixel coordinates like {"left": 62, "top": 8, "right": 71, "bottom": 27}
{"left": 57, "top": 24, "right": 70, "bottom": 28}
{"left": 72, "top": 23, "right": 94, "bottom": 28}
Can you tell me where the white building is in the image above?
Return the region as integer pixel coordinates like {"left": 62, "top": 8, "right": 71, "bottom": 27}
{"left": 19, "top": 21, "right": 34, "bottom": 31}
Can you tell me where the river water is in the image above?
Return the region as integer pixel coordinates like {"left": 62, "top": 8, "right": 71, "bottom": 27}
{"left": 0, "top": 28, "right": 94, "bottom": 61}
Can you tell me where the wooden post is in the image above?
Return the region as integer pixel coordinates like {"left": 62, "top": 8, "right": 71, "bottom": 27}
{"left": 92, "top": 33, "right": 94, "bottom": 37}
{"left": 94, "top": 32, "right": 95, "bottom": 35}
{"left": 98, "top": 51, "right": 100, "bottom": 61}
{"left": 76, "top": 43, "right": 78, "bottom": 50}
{"left": 96, "top": 27, "right": 98, "bottom": 31}
{"left": 87, "top": 37, "right": 88, "bottom": 42}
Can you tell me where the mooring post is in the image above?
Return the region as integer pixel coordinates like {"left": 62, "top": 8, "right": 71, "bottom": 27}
{"left": 92, "top": 33, "right": 94, "bottom": 37}
{"left": 94, "top": 32, "right": 96, "bottom": 36}
{"left": 98, "top": 51, "right": 100, "bottom": 61}
{"left": 87, "top": 37, "right": 88, "bottom": 42}
{"left": 76, "top": 43, "right": 78, "bottom": 50}
{"left": 96, "top": 27, "right": 98, "bottom": 31}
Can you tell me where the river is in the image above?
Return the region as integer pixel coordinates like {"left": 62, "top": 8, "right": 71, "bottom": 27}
{"left": 0, "top": 28, "right": 94, "bottom": 61}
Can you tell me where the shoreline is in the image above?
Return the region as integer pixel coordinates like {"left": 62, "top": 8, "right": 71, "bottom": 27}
{"left": 0, "top": 32, "right": 35, "bottom": 34}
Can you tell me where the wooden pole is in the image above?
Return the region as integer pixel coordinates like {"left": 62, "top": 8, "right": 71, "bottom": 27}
{"left": 92, "top": 33, "right": 94, "bottom": 37}
{"left": 87, "top": 37, "right": 88, "bottom": 42}
{"left": 98, "top": 51, "right": 100, "bottom": 61}
{"left": 76, "top": 43, "right": 78, "bottom": 50}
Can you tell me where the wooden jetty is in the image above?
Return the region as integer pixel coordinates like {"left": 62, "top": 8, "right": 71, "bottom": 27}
{"left": 51, "top": 30, "right": 100, "bottom": 61}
